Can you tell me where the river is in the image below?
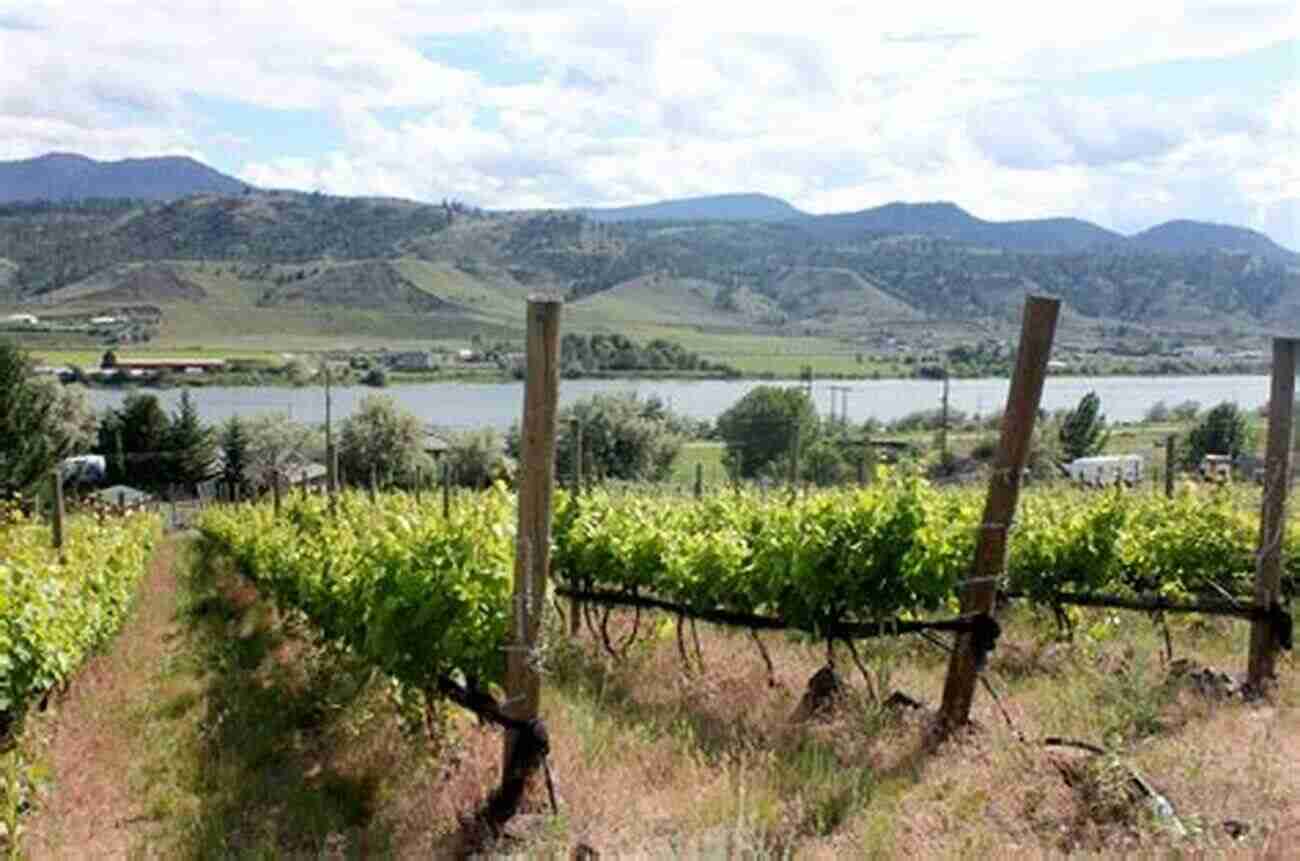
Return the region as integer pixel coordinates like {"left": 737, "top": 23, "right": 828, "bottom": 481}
{"left": 82, "top": 375, "right": 1275, "bottom": 431}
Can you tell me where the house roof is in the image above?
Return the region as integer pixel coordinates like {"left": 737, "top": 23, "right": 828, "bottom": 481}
{"left": 90, "top": 484, "right": 155, "bottom": 505}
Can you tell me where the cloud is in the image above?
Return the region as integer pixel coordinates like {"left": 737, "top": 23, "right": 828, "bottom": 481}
{"left": 1, "top": 1, "right": 1298, "bottom": 249}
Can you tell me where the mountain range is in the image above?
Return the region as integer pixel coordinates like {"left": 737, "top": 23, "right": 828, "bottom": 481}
{"left": 1, "top": 153, "right": 1298, "bottom": 348}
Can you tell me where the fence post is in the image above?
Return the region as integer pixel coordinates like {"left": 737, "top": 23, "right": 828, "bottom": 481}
{"left": 272, "top": 470, "right": 282, "bottom": 519}
{"left": 938, "top": 296, "right": 1060, "bottom": 735}
{"left": 369, "top": 465, "right": 377, "bottom": 503}
{"left": 50, "top": 468, "right": 65, "bottom": 557}
{"left": 503, "top": 297, "right": 562, "bottom": 773}
{"left": 789, "top": 423, "right": 801, "bottom": 495}
{"left": 1247, "top": 337, "right": 1297, "bottom": 693}
{"left": 1165, "top": 435, "right": 1176, "bottom": 498}
{"left": 694, "top": 462, "right": 704, "bottom": 499}
{"left": 569, "top": 419, "right": 584, "bottom": 635}
{"left": 442, "top": 461, "right": 451, "bottom": 518}
{"left": 415, "top": 466, "right": 422, "bottom": 503}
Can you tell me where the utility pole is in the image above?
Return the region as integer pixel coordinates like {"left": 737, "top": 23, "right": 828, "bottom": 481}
{"left": 830, "top": 385, "right": 850, "bottom": 426}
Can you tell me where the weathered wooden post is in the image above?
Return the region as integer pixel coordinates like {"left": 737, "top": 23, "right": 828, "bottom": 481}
{"left": 414, "top": 466, "right": 422, "bottom": 503}
{"left": 569, "top": 419, "right": 584, "bottom": 635}
{"left": 503, "top": 296, "right": 562, "bottom": 771}
{"left": 50, "top": 468, "right": 65, "bottom": 558}
{"left": 694, "top": 462, "right": 704, "bottom": 499}
{"left": 442, "top": 461, "right": 451, "bottom": 518}
{"left": 272, "top": 470, "right": 282, "bottom": 519}
{"left": 938, "top": 296, "right": 1059, "bottom": 734}
{"left": 1165, "top": 435, "right": 1176, "bottom": 498}
{"left": 1247, "top": 337, "right": 1297, "bottom": 693}
{"left": 789, "top": 423, "right": 801, "bottom": 494}
{"left": 369, "top": 464, "right": 377, "bottom": 503}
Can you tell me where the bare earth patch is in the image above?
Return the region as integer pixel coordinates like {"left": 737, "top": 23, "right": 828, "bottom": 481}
{"left": 21, "top": 538, "right": 182, "bottom": 859}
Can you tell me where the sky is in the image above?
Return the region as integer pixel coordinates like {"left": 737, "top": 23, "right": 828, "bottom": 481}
{"left": 1, "top": 1, "right": 1297, "bottom": 248}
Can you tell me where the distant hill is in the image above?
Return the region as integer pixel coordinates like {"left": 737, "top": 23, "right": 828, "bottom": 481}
{"left": 1132, "top": 220, "right": 1299, "bottom": 266}
{"left": 807, "top": 201, "right": 1125, "bottom": 253}
{"left": 582, "top": 193, "right": 806, "bottom": 223}
{"left": 0, "top": 152, "right": 249, "bottom": 203}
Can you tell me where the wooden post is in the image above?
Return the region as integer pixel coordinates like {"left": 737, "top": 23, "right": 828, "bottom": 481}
{"left": 272, "top": 470, "right": 282, "bottom": 519}
{"left": 569, "top": 419, "right": 584, "bottom": 635}
{"left": 571, "top": 419, "right": 583, "bottom": 492}
{"left": 415, "top": 466, "right": 422, "bottom": 503}
{"left": 503, "top": 297, "right": 563, "bottom": 772}
{"left": 938, "top": 296, "right": 1060, "bottom": 733}
{"left": 369, "top": 465, "right": 377, "bottom": 503}
{"left": 789, "top": 423, "right": 801, "bottom": 493}
{"left": 1247, "top": 338, "right": 1297, "bottom": 692}
{"left": 1165, "top": 435, "right": 1176, "bottom": 498}
{"left": 442, "top": 461, "right": 451, "bottom": 518}
{"left": 50, "top": 468, "right": 64, "bottom": 556}
{"left": 694, "top": 462, "right": 704, "bottom": 499}
{"left": 856, "top": 452, "right": 866, "bottom": 486}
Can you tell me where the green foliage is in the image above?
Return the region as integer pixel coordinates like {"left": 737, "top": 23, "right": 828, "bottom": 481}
{"left": 0, "top": 510, "right": 158, "bottom": 733}
{"left": 540, "top": 392, "right": 688, "bottom": 483}
{"left": 716, "top": 386, "right": 818, "bottom": 478}
{"left": 444, "top": 428, "right": 509, "bottom": 488}
{"left": 167, "top": 390, "right": 218, "bottom": 490}
{"left": 219, "top": 416, "right": 249, "bottom": 494}
{"left": 0, "top": 343, "right": 89, "bottom": 498}
{"left": 559, "top": 333, "right": 738, "bottom": 377}
{"left": 1183, "top": 401, "right": 1253, "bottom": 467}
{"left": 97, "top": 392, "right": 172, "bottom": 489}
{"left": 1058, "top": 391, "right": 1110, "bottom": 461}
{"left": 196, "top": 489, "right": 514, "bottom": 691}
{"left": 361, "top": 366, "right": 388, "bottom": 387}
{"left": 338, "top": 394, "right": 429, "bottom": 488}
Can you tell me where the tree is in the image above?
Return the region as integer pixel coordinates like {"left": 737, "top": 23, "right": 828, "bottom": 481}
{"left": 338, "top": 395, "right": 428, "bottom": 487}
{"left": 167, "top": 389, "right": 217, "bottom": 490}
{"left": 1057, "top": 391, "right": 1109, "bottom": 461}
{"left": 219, "top": 416, "right": 249, "bottom": 494}
{"left": 0, "top": 343, "right": 85, "bottom": 498}
{"left": 97, "top": 392, "right": 171, "bottom": 489}
{"left": 519, "top": 392, "right": 687, "bottom": 484}
{"left": 1184, "top": 401, "right": 1253, "bottom": 468}
{"left": 445, "top": 428, "right": 510, "bottom": 488}
{"left": 101, "top": 349, "right": 117, "bottom": 369}
{"left": 243, "top": 413, "right": 324, "bottom": 489}
{"left": 716, "top": 386, "right": 818, "bottom": 479}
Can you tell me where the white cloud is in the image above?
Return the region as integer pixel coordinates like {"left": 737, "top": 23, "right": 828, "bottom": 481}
{"left": 2, "top": 0, "right": 1298, "bottom": 248}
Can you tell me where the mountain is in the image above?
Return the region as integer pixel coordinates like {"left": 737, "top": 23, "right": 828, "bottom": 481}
{"left": 1132, "top": 220, "right": 1299, "bottom": 266}
{"left": 807, "top": 201, "right": 1125, "bottom": 253}
{"left": 582, "top": 193, "right": 806, "bottom": 223}
{"left": 0, "top": 152, "right": 249, "bottom": 203}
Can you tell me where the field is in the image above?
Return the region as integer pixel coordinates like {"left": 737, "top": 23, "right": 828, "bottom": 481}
{"left": 6, "top": 481, "right": 1298, "bottom": 857}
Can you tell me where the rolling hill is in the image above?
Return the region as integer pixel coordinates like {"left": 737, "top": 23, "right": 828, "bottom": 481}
{"left": 0, "top": 153, "right": 249, "bottom": 203}
{"left": 1, "top": 163, "right": 1298, "bottom": 357}
{"left": 582, "top": 193, "right": 806, "bottom": 223}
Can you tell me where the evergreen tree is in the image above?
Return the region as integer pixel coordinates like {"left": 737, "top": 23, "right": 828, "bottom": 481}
{"left": 1058, "top": 391, "right": 1109, "bottom": 461}
{"left": 220, "top": 416, "right": 249, "bottom": 494}
{"left": 98, "top": 393, "right": 171, "bottom": 489}
{"left": 168, "top": 389, "right": 217, "bottom": 491}
{"left": 1184, "top": 401, "right": 1253, "bottom": 467}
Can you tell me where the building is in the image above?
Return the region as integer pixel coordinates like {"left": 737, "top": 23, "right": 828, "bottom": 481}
{"left": 110, "top": 358, "right": 227, "bottom": 373}
{"left": 385, "top": 351, "right": 437, "bottom": 371}
{"left": 2, "top": 313, "right": 37, "bottom": 326}
{"left": 1066, "top": 455, "right": 1143, "bottom": 486}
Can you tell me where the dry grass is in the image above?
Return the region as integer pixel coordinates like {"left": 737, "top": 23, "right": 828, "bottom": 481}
{"left": 14, "top": 540, "right": 1299, "bottom": 859}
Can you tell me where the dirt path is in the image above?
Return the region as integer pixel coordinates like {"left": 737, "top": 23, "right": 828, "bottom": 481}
{"left": 22, "top": 537, "right": 186, "bottom": 859}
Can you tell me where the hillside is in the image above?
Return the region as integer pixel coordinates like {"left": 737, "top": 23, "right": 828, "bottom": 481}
{"left": 1131, "top": 220, "right": 1299, "bottom": 266}
{"left": 582, "top": 193, "right": 806, "bottom": 223}
{"left": 0, "top": 153, "right": 248, "bottom": 203}
{"left": 1, "top": 187, "right": 1298, "bottom": 360}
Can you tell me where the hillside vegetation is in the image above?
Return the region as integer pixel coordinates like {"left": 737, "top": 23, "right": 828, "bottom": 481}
{"left": 1, "top": 189, "right": 1297, "bottom": 359}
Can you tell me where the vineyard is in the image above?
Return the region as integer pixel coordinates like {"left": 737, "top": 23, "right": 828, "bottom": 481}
{"left": 194, "top": 478, "right": 1293, "bottom": 703}
{"left": 1, "top": 508, "right": 159, "bottom": 745}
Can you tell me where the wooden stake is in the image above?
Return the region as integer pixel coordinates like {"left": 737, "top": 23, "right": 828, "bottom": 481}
{"left": 694, "top": 462, "right": 704, "bottom": 499}
{"left": 938, "top": 296, "right": 1060, "bottom": 733}
{"left": 272, "top": 470, "right": 282, "bottom": 519}
{"left": 369, "top": 464, "right": 377, "bottom": 503}
{"left": 1247, "top": 337, "right": 1297, "bottom": 692}
{"left": 1165, "top": 435, "right": 1176, "bottom": 498}
{"left": 569, "top": 419, "right": 583, "bottom": 635}
{"left": 50, "top": 468, "right": 64, "bottom": 556}
{"left": 442, "top": 461, "right": 451, "bottom": 518}
{"left": 789, "top": 423, "right": 801, "bottom": 493}
{"left": 504, "top": 297, "right": 563, "bottom": 773}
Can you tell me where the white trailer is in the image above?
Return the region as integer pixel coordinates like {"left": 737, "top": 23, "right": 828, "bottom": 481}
{"left": 1066, "top": 455, "right": 1143, "bottom": 487}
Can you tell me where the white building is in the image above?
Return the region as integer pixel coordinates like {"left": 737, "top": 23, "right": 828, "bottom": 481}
{"left": 1066, "top": 455, "right": 1144, "bottom": 486}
